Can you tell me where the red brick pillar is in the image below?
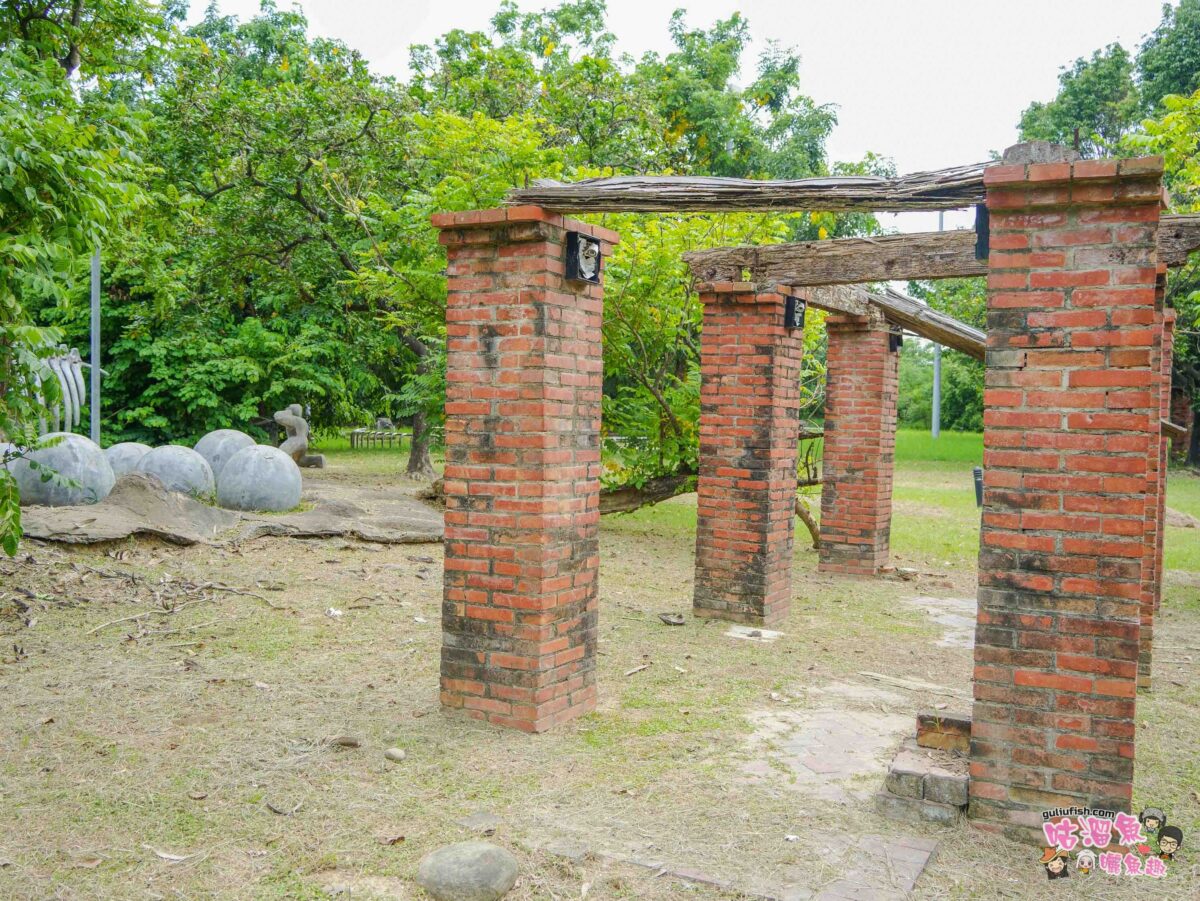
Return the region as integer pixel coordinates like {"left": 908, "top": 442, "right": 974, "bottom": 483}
{"left": 432, "top": 206, "right": 618, "bottom": 732}
{"left": 693, "top": 283, "right": 806, "bottom": 625}
{"left": 1169, "top": 386, "right": 1194, "bottom": 461}
{"left": 1154, "top": 305, "right": 1175, "bottom": 616}
{"left": 817, "top": 312, "right": 899, "bottom": 575}
{"left": 969, "top": 155, "right": 1164, "bottom": 839}
{"left": 1139, "top": 281, "right": 1173, "bottom": 689}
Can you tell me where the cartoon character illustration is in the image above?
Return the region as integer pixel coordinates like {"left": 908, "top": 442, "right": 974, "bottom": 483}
{"left": 1158, "top": 825, "right": 1183, "bottom": 861}
{"left": 1075, "top": 850, "right": 1095, "bottom": 874}
{"left": 1139, "top": 807, "right": 1166, "bottom": 837}
{"left": 1040, "top": 847, "right": 1070, "bottom": 879}
{"left": 577, "top": 238, "right": 600, "bottom": 280}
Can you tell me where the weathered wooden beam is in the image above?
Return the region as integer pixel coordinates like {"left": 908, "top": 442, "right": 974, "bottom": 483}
{"left": 868, "top": 289, "right": 986, "bottom": 361}
{"left": 685, "top": 214, "right": 1200, "bottom": 285}
{"left": 507, "top": 164, "right": 990, "bottom": 213}
{"left": 687, "top": 230, "right": 981, "bottom": 284}
{"left": 1160, "top": 214, "right": 1200, "bottom": 266}
{"left": 1162, "top": 418, "right": 1187, "bottom": 440}
{"left": 793, "top": 284, "right": 874, "bottom": 318}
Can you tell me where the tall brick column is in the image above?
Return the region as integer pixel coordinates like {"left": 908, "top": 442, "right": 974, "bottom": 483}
{"left": 818, "top": 312, "right": 900, "bottom": 575}
{"left": 693, "top": 283, "right": 806, "bottom": 625}
{"left": 969, "top": 154, "right": 1165, "bottom": 839}
{"left": 432, "top": 207, "right": 617, "bottom": 732}
{"left": 1153, "top": 304, "right": 1175, "bottom": 614}
{"left": 1169, "top": 386, "right": 1194, "bottom": 461}
{"left": 1138, "top": 285, "right": 1173, "bottom": 690}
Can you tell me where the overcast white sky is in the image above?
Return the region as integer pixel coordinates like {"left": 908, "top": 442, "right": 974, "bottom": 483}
{"left": 187, "top": 0, "right": 1171, "bottom": 232}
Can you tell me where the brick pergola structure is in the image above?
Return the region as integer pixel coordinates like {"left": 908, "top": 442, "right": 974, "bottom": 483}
{"left": 817, "top": 311, "right": 901, "bottom": 576}
{"left": 433, "top": 146, "right": 1195, "bottom": 837}
{"left": 692, "top": 283, "right": 806, "bottom": 625}
{"left": 968, "top": 156, "right": 1168, "bottom": 838}
{"left": 432, "top": 206, "right": 617, "bottom": 732}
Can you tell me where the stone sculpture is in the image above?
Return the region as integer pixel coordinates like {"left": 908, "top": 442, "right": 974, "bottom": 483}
{"left": 135, "top": 445, "right": 215, "bottom": 499}
{"left": 24, "top": 346, "right": 94, "bottom": 436}
{"left": 105, "top": 442, "right": 152, "bottom": 477}
{"left": 273, "top": 404, "right": 325, "bottom": 468}
{"left": 8, "top": 433, "right": 115, "bottom": 506}
{"left": 216, "top": 445, "right": 302, "bottom": 512}
{"left": 194, "top": 429, "right": 255, "bottom": 478}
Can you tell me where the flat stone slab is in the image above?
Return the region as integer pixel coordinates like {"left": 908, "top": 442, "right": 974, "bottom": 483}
{"left": 236, "top": 479, "right": 444, "bottom": 544}
{"left": 457, "top": 811, "right": 505, "bottom": 833}
{"left": 20, "top": 472, "right": 443, "bottom": 547}
{"left": 725, "top": 625, "right": 785, "bottom": 643}
{"left": 21, "top": 473, "right": 239, "bottom": 545}
{"left": 804, "top": 680, "right": 906, "bottom": 705}
{"left": 901, "top": 596, "right": 977, "bottom": 648}
{"left": 743, "top": 706, "right": 912, "bottom": 803}
{"left": 535, "top": 827, "right": 937, "bottom": 901}
{"left": 319, "top": 872, "right": 413, "bottom": 898}
{"left": 237, "top": 503, "right": 441, "bottom": 544}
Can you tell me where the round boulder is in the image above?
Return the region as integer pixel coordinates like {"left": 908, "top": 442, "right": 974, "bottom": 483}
{"left": 105, "top": 442, "right": 152, "bottom": 478}
{"left": 416, "top": 842, "right": 519, "bottom": 901}
{"left": 135, "top": 445, "right": 215, "bottom": 499}
{"left": 216, "top": 444, "right": 302, "bottom": 512}
{"left": 8, "top": 433, "right": 115, "bottom": 506}
{"left": 194, "top": 429, "right": 255, "bottom": 478}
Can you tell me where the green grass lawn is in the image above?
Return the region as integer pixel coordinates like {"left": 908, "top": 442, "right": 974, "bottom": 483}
{"left": 309, "top": 425, "right": 1196, "bottom": 573}
{"left": 890, "top": 428, "right": 1198, "bottom": 573}
{"left": 894, "top": 428, "right": 984, "bottom": 465}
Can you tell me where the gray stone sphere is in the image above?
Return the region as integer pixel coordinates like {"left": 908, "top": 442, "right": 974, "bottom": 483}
{"left": 217, "top": 445, "right": 302, "bottom": 512}
{"left": 416, "top": 842, "right": 519, "bottom": 901}
{"left": 193, "top": 429, "right": 255, "bottom": 478}
{"left": 9, "top": 433, "right": 115, "bottom": 506}
{"left": 104, "top": 442, "right": 152, "bottom": 478}
{"left": 135, "top": 445, "right": 215, "bottom": 499}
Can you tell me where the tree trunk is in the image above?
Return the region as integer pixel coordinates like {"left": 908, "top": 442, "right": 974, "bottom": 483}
{"left": 405, "top": 408, "right": 436, "bottom": 479}
{"left": 795, "top": 495, "right": 820, "bottom": 550}
{"left": 400, "top": 335, "right": 437, "bottom": 480}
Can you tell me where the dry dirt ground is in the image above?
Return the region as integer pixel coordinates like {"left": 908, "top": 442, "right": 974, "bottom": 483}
{"left": 0, "top": 455, "right": 1197, "bottom": 900}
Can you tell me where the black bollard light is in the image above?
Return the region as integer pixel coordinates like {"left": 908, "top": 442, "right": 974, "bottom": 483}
{"left": 973, "top": 466, "right": 984, "bottom": 508}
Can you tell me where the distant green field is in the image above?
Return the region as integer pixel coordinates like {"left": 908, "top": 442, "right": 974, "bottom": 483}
{"left": 311, "top": 424, "right": 1197, "bottom": 572}
{"left": 894, "top": 428, "right": 983, "bottom": 464}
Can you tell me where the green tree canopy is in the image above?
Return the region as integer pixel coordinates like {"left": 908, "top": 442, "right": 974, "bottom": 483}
{"left": 1018, "top": 44, "right": 1140, "bottom": 158}
{"left": 1138, "top": 0, "right": 1200, "bottom": 110}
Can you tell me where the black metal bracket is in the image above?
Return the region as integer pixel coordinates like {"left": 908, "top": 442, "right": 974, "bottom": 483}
{"left": 974, "top": 203, "right": 990, "bottom": 261}
{"left": 889, "top": 332, "right": 903, "bottom": 352}
{"left": 565, "top": 231, "right": 602, "bottom": 284}
{"left": 784, "top": 296, "right": 806, "bottom": 330}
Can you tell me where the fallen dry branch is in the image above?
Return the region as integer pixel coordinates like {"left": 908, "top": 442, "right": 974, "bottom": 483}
{"left": 508, "top": 163, "right": 991, "bottom": 213}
